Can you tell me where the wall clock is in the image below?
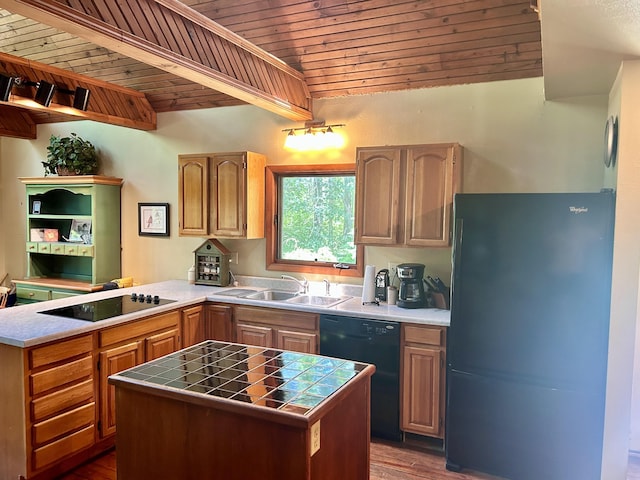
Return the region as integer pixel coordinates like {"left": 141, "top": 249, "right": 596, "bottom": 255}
{"left": 604, "top": 115, "right": 618, "bottom": 168}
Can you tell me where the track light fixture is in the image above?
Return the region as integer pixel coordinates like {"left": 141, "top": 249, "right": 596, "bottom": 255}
{"left": 282, "top": 121, "right": 346, "bottom": 150}
{"left": 72, "top": 87, "right": 90, "bottom": 111}
{"left": 0, "top": 74, "right": 15, "bottom": 102}
{"left": 13, "top": 78, "right": 56, "bottom": 107}
{"left": 57, "top": 85, "right": 91, "bottom": 111}
{"left": 34, "top": 81, "right": 56, "bottom": 107}
{"left": 9, "top": 77, "right": 91, "bottom": 110}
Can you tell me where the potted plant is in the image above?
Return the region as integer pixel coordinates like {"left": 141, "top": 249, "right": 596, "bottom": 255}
{"left": 42, "top": 133, "right": 99, "bottom": 176}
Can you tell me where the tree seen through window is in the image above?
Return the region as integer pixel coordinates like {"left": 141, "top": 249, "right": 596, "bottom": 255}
{"left": 280, "top": 174, "right": 356, "bottom": 265}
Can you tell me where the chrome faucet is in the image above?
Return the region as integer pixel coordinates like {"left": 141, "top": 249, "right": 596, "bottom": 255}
{"left": 281, "top": 274, "right": 308, "bottom": 294}
{"left": 323, "top": 279, "right": 331, "bottom": 296}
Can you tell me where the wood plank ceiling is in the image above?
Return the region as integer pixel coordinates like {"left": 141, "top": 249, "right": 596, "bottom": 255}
{"left": 0, "top": 0, "right": 542, "bottom": 139}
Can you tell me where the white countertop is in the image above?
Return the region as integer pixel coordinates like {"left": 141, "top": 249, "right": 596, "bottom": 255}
{"left": 0, "top": 279, "right": 450, "bottom": 348}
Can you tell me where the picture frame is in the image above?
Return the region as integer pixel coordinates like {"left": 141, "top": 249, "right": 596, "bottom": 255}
{"left": 32, "top": 200, "right": 41, "bottom": 214}
{"left": 69, "top": 219, "right": 92, "bottom": 244}
{"left": 138, "top": 203, "right": 170, "bottom": 237}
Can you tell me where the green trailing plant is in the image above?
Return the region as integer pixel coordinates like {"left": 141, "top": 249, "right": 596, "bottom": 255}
{"left": 43, "top": 133, "right": 99, "bottom": 176}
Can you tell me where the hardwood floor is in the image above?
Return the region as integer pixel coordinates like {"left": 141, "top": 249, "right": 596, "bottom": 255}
{"left": 58, "top": 441, "right": 640, "bottom": 479}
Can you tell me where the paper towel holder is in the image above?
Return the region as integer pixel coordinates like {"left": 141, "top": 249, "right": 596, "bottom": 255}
{"left": 362, "top": 264, "right": 380, "bottom": 306}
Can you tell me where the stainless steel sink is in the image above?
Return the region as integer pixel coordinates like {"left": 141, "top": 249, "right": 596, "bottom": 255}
{"left": 217, "top": 288, "right": 351, "bottom": 308}
{"left": 216, "top": 288, "right": 260, "bottom": 297}
{"left": 285, "top": 295, "right": 351, "bottom": 307}
{"left": 244, "top": 290, "right": 299, "bottom": 301}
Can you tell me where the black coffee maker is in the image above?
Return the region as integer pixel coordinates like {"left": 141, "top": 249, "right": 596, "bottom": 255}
{"left": 397, "top": 263, "right": 426, "bottom": 308}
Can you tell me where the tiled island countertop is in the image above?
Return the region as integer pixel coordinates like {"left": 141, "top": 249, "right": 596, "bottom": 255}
{"left": 110, "top": 340, "right": 375, "bottom": 480}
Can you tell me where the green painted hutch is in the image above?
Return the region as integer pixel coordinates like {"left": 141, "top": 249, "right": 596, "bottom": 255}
{"left": 14, "top": 176, "right": 123, "bottom": 302}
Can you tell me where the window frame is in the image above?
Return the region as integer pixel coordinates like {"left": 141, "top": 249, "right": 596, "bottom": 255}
{"left": 265, "top": 163, "right": 363, "bottom": 277}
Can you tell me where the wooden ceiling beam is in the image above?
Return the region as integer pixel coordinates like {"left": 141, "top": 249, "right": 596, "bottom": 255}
{"left": 0, "top": 104, "right": 37, "bottom": 139}
{"left": 0, "top": 0, "right": 313, "bottom": 121}
{"left": 0, "top": 52, "right": 157, "bottom": 132}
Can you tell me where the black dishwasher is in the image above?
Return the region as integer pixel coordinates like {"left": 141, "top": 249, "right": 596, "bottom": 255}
{"left": 319, "top": 314, "right": 401, "bottom": 441}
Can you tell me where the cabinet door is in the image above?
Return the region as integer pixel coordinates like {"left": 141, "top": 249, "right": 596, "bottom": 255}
{"left": 276, "top": 329, "right": 318, "bottom": 354}
{"left": 181, "top": 305, "right": 205, "bottom": 348}
{"left": 211, "top": 154, "right": 246, "bottom": 237}
{"left": 99, "top": 341, "right": 143, "bottom": 437}
{"left": 401, "top": 345, "right": 443, "bottom": 437}
{"left": 178, "top": 156, "right": 209, "bottom": 236}
{"left": 145, "top": 328, "right": 180, "bottom": 361}
{"left": 236, "top": 324, "right": 273, "bottom": 347}
{"left": 355, "top": 148, "right": 401, "bottom": 244}
{"left": 207, "top": 304, "right": 233, "bottom": 341}
{"left": 404, "top": 144, "right": 460, "bottom": 246}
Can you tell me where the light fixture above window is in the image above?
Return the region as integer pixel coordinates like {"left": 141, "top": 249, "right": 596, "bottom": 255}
{"left": 283, "top": 121, "right": 345, "bottom": 151}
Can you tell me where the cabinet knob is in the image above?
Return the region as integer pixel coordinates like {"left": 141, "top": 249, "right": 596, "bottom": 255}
{"left": 29, "top": 292, "right": 34, "bottom": 297}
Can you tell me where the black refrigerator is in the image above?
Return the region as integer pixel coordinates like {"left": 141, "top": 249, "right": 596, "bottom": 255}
{"left": 445, "top": 192, "right": 615, "bottom": 480}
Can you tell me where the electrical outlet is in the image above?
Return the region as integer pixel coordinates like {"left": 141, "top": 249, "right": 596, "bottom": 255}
{"left": 229, "top": 252, "right": 239, "bottom": 264}
{"left": 388, "top": 262, "right": 399, "bottom": 280}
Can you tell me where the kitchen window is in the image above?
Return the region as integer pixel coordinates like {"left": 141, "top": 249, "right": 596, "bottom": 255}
{"left": 265, "top": 164, "right": 363, "bottom": 277}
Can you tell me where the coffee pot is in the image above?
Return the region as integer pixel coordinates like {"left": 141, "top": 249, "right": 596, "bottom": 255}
{"left": 397, "top": 263, "right": 426, "bottom": 308}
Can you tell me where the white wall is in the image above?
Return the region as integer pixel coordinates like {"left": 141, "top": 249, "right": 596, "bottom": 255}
{"left": 606, "top": 61, "right": 640, "bottom": 479}
{"left": 0, "top": 77, "right": 607, "bottom": 287}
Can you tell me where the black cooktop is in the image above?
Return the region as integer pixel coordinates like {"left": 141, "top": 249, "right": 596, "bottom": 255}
{"left": 40, "top": 294, "right": 176, "bottom": 322}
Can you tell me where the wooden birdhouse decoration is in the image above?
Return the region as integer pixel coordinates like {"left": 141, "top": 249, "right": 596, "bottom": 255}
{"left": 194, "top": 239, "right": 231, "bottom": 286}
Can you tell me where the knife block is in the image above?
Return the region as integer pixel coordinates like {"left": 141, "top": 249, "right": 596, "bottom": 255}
{"left": 431, "top": 290, "right": 450, "bottom": 310}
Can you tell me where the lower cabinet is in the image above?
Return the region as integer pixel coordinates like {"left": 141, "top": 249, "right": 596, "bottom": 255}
{"left": 234, "top": 305, "right": 318, "bottom": 354}
{"left": 206, "top": 304, "right": 234, "bottom": 341}
{"left": 181, "top": 304, "right": 205, "bottom": 347}
{"left": 401, "top": 324, "right": 447, "bottom": 439}
{"left": 98, "top": 310, "right": 181, "bottom": 439}
{"left": 98, "top": 341, "right": 143, "bottom": 437}
{"left": 24, "top": 334, "right": 96, "bottom": 478}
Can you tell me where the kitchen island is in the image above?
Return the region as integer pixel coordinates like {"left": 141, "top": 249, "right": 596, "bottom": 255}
{"left": 110, "top": 340, "right": 375, "bottom": 480}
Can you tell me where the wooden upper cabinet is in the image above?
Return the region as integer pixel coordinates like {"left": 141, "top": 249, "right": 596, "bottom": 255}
{"left": 355, "top": 148, "right": 401, "bottom": 245}
{"left": 404, "top": 144, "right": 460, "bottom": 246}
{"left": 211, "top": 154, "right": 245, "bottom": 237}
{"left": 355, "top": 143, "right": 461, "bottom": 247}
{"left": 179, "top": 152, "right": 266, "bottom": 238}
{"left": 178, "top": 156, "right": 209, "bottom": 236}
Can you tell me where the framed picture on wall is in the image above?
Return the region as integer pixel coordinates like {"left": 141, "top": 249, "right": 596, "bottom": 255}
{"left": 138, "top": 203, "right": 170, "bottom": 236}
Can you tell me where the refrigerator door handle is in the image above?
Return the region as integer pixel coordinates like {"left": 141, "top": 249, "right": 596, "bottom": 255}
{"left": 452, "top": 218, "right": 463, "bottom": 280}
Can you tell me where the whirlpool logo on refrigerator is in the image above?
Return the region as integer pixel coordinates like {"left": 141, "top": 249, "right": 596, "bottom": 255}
{"left": 569, "top": 206, "right": 589, "bottom": 214}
